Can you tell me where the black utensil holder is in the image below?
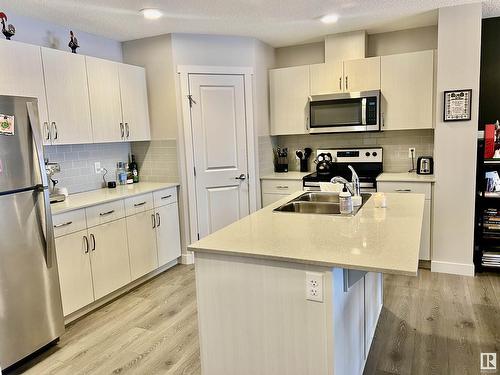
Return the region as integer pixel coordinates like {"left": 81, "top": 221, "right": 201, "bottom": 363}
{"left": 300, "top": 159, "right": 308, "bottom": 172}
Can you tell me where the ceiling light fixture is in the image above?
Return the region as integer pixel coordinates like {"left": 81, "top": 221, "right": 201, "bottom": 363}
{"left": 141, "top": 8, "right": 163, "bottom": 20}
{"left": 320, "top": 14, "right": 339, "bottom": 24}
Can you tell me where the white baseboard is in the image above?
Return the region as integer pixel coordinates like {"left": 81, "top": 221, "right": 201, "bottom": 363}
{"left": 181, "top": 251, "right": 194, "bottom": 265}
{"left": 431, "top": 260, "right": 475, "bottom": 276}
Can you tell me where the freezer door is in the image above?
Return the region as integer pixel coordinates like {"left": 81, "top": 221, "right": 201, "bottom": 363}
{"left": 0, "top": 188, "right": 64, "bottom": 369}
{"left": 0, "top": 96, "right": 44, "bottom": 193}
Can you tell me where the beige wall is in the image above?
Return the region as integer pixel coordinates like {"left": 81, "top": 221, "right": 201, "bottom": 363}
{"left": 122, "top": 35, "right": 178, "bottom": 140}
{"left": 367, "top": 26, "right": 438, "bottom": 57}
{"left": 431, "top": 3, "right": 481, "bottom": 276}
{"left": 275, "top": 42, "right": 324, "bottom": 68}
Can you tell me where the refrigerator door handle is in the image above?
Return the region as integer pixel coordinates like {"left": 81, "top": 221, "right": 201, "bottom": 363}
{"left": 27, "top": 102, "right": 55, "bottom": 268}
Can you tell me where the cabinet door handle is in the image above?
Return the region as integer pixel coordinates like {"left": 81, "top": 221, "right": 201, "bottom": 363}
{"left": 120, "top": 123, "right": 124, "bottom": 139}
{"left": 134, "top": 201, "right": 146, "bottom": 207}
{"left": 44, "top": 122, "right": 50, "bottom": 141}
{"left": 161, "top": 194, "right": 172, "bottom": 200}
{"left": 276, "top": 185, "right": 289, "bottom": 189}
{"left": 152, "top": 213, "right": 156, "bottom": 229}
{"left": 345, "top": 76, "right": 348, "bottom": 91}
{"left": 83, "top": 235, "right": 89, "bottom": 254}
{"left": 53, "top": 221, "right": 73, "bottom": 228}
{"left": 90, "top": 234, "right": 96, "bottom": 251}
{"left": 51, "top": 122, "right": 58, "bottom": 140}
{"left": 99, "top": 210, "right": 115, "bottom": 216}
{"left": 395, "top": 189, "right": 412, "bottom": 192}
{"left": 125, "top": 123, "right": 130, "bottom": 139}
{"left": 339, "top": 77, "right": 342, "bottom": 91}
{"left": 156, "top": 213, "right": 161, "bottom": 227}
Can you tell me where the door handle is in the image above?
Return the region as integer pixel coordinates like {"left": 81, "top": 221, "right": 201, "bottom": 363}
{"left": 151, "top": 213, "right": 156, "bottom": 229}
{"left": 51, "top": 122, "right": 58, "bottom": 140}
{"left": 345, "top": 76, "right": 348, "bottom": 91}
{"left": 125, "top": 123, "right": 130, "bottom": 139}
{"left": 27, "top": 102, "right": 55, "bottom": 268}
{"left": 120, "top": 123, "right": 124, "bottom": 139}
{"left": 156, "top": 213, "right": 161, "bottom": 227}
{"left": 395, "top": 189, "right": 412, "bottom": 192}
{"left": 53, "top": 221, "right": 73, "bottom": 228}
{"left": 134, "top": 201, "right": 146, "bottom": 207}
{"left": 83, "top": 235, "right": 89, "bottom": 254}
{"left": 99, "top": 210, "right": 115, "bottom": 216}
{"left": 235, "top": 174, "right": 246, "bottom": 180}
{"left": 90, "top": 234, "right": 96, "bottom": 251}
{"left": 339, "top": 77, "right": 342, "bottom": 91}
{"left": 44, "top": 122, "right": 50, "bottom": 141}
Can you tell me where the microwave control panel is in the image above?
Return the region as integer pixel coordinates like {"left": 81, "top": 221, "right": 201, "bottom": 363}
{"left": 366, "top": 97, "right": 378, "bottom": 125}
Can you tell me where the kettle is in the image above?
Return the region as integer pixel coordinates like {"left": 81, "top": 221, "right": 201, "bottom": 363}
{"left": 417, "top": 156, "right": 433, "bottom": 175}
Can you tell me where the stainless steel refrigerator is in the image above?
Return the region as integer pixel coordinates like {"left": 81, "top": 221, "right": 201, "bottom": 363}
{"left": 0, "top": 96, "right": 64, "bottom": 370}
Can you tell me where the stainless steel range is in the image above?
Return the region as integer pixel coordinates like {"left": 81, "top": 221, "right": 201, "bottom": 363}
{"left": 303, "top": 147, "right": 383, "bottom": 192}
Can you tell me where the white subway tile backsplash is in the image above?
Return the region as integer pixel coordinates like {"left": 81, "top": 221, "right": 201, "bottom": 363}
{"left": 44, "top": 142, "right": 131, "bottom": 194}
{"left": 131, "top": 140, "right": 179, "bottom": 183}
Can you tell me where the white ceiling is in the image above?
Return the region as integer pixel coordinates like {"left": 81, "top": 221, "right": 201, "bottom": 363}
{"left": 1, "top": 0, "right": 499, "bottom": 47}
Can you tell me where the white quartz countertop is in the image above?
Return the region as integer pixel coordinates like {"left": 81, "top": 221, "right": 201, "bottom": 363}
{"left": 51, "top": 182, "right": 180, "bottom": 215}
{"left": 260, "top": 172, "right": 311, "bottom": 180}
{"left": 189, "top": 191, "right": 425, "bottom": 276}
{"left": 377, "top": 172, "right": 435, "bottom": 183}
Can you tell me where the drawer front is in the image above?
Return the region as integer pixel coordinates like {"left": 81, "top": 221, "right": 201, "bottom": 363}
{"left": 86, "top": 200, "right": 125, "bottom": 227}
{"left": 53, "top": 209, "right": 87, "bottom": 238}
{"left": 124, "top": 193, "right": 154, "bottom": 216}
{"left": 262, "top": 193, "right": 289, "bottom": 207}
{"left": 377, "top": 181, "right": 431, "bottom": 199}
{"left": 153, "top": 187, "right": 178, "bottom": 208}
{"left": 261, "top": 179, "right": 303, "bottom": 194}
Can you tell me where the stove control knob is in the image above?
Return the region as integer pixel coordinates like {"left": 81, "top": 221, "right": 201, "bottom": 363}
{"left": 372, "top": 151, "right": 378, "bottom": 157}
{"left": 365, "top": 152, "right": 371, "bottom": 157}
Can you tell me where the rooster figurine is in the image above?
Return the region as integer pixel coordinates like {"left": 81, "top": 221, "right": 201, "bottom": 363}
{"left": 68, "top": 30, "right": 79, "bottom": 53}
{"left": 0, "top": 12, "right": 15, "bottom": 40}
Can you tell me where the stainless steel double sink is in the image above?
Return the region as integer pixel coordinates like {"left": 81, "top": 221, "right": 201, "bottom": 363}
{"left": 273, "top": 192, "right": 371, "bottom": 216}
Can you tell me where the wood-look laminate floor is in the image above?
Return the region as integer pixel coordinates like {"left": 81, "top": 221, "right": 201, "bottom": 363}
{"left": 8, "top": 265, "right": 500, "bottom": 375}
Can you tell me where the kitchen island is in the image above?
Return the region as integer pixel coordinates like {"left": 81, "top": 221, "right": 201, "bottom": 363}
{"left": 189, "top": 192, "right": 425, "bottom": 375}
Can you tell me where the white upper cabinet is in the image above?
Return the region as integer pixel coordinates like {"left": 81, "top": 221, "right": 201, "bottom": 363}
{"left": 380, "top": 50, "right": 434, "bottom": 130}
{"left": 310, "top": 62, "right": 343, "bottom": 95}
{"left": 41, "top": 47, "right": 93, "bottom": 145}
{"left": 86, "top": 56, "right": 124, "bottom": 143}
{"left": 343, "top": 57, "right": 381, "bottom": 92}
{"left": 269, "top": 65, "right": 310, "bottom": 136}
{"left": 0, "top": 40, "right": 50, "bottom": 142}
{"left": 119, "top": 64, "right": 151, "bottom": 142}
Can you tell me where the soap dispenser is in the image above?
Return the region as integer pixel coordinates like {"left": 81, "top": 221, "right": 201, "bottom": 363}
{"left": 339, "top": 184, "right": 353, "bottom": 214}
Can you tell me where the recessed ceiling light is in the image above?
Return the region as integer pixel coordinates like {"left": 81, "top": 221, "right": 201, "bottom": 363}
{"left": 141, "top": 8, "right": 163, "bottom": 20}
{"left": 320, "top": 14, "right": 339, "bottom": 24}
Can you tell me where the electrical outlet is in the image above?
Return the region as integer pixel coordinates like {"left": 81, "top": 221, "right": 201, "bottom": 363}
{"left": 94, "top": 162, "right": 101, "bottom": 174}
{"left": 306, "top": 272, "right": 324, "bottom": 302}
{"left": 408, "top": 148, "right": 416, "bottom": 158}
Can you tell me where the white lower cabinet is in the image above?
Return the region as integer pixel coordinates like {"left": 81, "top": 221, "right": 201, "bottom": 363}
{"left": 55, "top": 230, "right": 94, "bottom": 316}
{"left": 261, "top": 178, "right": 304, "bottom": 207}
{"left": 377, "top": 181, "right": 432, "bottom": 260}
{"left": 89, "top": 219, "right": 131, "bottom": 300}
{"left": 126, "top": 210, "right": 158, "bottom": 280}
{"left": 156, "top": 203, "right": 181, "bottom": 267}
{"left": 53, "top": 186, "right": 181, "bottom": 317}
{"left": 364, "top": 272, "right": 383, "bottom": 356}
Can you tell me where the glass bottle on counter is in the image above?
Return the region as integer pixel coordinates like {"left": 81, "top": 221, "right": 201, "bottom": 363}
{"left": 129, "top": 154, "right": 139, "bottom": 183}
{"left": 116, "top": 162, "right": 127, "bottom": 185}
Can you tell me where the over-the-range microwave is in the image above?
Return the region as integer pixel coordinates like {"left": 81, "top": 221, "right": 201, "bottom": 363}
{"left": 308, "top": 90, "right": 380, "bottom": 134}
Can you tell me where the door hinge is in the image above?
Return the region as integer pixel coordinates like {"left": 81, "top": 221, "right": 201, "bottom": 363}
{"left": 197, "top": 233, "right": 200, "bottom": 240}
{"left": 187, "top": 94, "right": 196, "bottom": 107}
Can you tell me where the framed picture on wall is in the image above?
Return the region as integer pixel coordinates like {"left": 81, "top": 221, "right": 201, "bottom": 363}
{"left": 443, "top": 89, "right": 472, "bottom": 122}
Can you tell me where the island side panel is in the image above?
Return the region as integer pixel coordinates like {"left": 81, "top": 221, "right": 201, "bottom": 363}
{"left": 195, "top": 252, "right": 334, "bottom": 375}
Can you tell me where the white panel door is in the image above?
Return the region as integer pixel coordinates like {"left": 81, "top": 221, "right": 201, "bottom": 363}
{"left": 0, "top": 40, "right": 50, "bottom": 143}
{"left": 380, "top": 50, "right": 434, "bottom": 130}
{"left": 126, "top": 210, "right": 158, "bottom": 280}
{"left": 86, "top": 56, "right": 124, "bottom": 142}
{"left": 343, "top": 56, "right": 381, "bottom": 92}
{"left": 189, "top": 74, "right": 250, "bottom": 238}
{"left": 89, "top": 219, "right": 131, "bottom": 300}
{"left": 55, "top": 230, "right": 94, "bottom": 316}
{"left": 156, "top": 203, "right": 181, "bottom": 266}
{"left": 119, "top": 63, "right": 151, "bottom": 141}
{"left": 41, "top": 47, "right": 93, "bottom": 145}
{"left": 310, "top": 62, "right": 343, "bottom": 95}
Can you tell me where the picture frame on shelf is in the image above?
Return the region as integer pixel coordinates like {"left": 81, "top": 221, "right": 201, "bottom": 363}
{"left": 443, "top": 89, "right": 472, "bottom": 122}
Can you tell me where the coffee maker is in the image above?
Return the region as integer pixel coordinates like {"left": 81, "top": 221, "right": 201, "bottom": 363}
{"left": 45, "top": 161, "right": 67, "bottom": 203}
